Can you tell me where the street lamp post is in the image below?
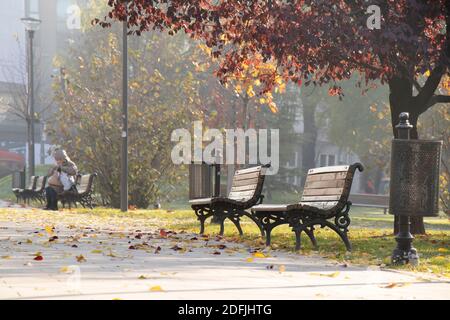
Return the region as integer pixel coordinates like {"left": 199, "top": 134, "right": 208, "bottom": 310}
{"left": 21, "top": 17, "right": 41, "bottom": 178}
{"left": 120, "top": 17, "right": 128, "bottom": 212}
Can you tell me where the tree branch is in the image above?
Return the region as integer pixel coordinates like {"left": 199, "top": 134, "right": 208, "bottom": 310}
{"left": 417, "top": 65, "right": 445, "bottom": 107}
{"left": 427, "top": 94, "right": 450, "bottom": 108}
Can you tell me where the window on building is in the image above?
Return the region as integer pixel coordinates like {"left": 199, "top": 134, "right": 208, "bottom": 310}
{"left": 328, "top": 154, "right": 335, "bottom": 166}
{"left": 319, "top": 154, "right": 337, "bottom": 167}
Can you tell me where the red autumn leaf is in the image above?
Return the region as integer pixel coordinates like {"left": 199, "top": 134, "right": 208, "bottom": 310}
{"left": 159, "top": 229, "right": 168, "bottom": 237}
{"left": 34, "top": 255, "right": 43, "bottom": 261}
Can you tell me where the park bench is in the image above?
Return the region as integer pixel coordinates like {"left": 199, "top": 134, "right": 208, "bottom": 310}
{"left": 12, "top": 175, "right": 37, "bottom": 204}
{"left": 28, "top": 175, "right": 47, "bottom": 204}
{"left": 189, "top": 164, "right": 269, "bottom": 236}
{"left": 251, "top": 163, "right": 364, "bottom": 251}
{"left": 58, "top": 173, "right": 97, "bottom": 209}
{"left": 348, "top": 193, "right": 389, "bottom": 214}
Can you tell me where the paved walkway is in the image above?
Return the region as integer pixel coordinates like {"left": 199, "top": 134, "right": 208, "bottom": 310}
{"left": 0, "top": 204, "right": 449, "bottom": 300}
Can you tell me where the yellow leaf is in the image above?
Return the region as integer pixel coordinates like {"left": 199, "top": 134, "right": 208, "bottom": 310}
{"left": 268, "top": 102, "right": 278, "bottom": 113}
{"left": 253, "top": 252, "right": 267, "bottom": 258}
{"left": 246, "top": 85, "right": 255, "bottom": 98}
{"left": 246, "top": 257, "right": 254, "bottom": 263}
{"left": 91, "top": 250, "right": 103, "bottom": 254}
{"left": 310, "top": 272, "right": 340, "bottom": 278}
{"left": 1, "top": 256, "right": 11, "bottom": 259}
{"left": 149, "top": 285, "right": 164, "bottom": 292}
{"left": 437, "top": 248, "right": 448, "bottom": 253}
{"left": 60, "top": 266, "right": 73, "bottom": 273}
{"left": 424, "top": 70, "right": 431, "bottom": 77}
{"left": 45, "top": 226, "right": 54, "bottom": 236}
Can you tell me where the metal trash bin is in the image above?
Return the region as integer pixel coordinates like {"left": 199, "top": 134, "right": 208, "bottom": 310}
{"left": 189, "top": 161, "right": 221, "bottom": 200}
{"left": 11, "top": 171, "right": 26, "bottom": 189}
{"left": 388, "top": 112, "right": 443, "bottom": 265}
{"left": 389, "top": 139, "right": 442, "bottom": 217}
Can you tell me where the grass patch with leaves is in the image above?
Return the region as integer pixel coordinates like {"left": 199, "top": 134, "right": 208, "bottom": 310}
{"left": 0, "top": 206, "right": 449, "bottom": 277}
{"left": 44, "top": 207, "right": 450, "bottom": 275}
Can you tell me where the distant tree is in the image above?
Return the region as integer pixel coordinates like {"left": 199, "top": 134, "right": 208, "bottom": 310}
{"left": 50, "top": 7, "right": 202, "bottom": 208}
{"left": 0, "top": 37, "right": 54, "bottom": 168}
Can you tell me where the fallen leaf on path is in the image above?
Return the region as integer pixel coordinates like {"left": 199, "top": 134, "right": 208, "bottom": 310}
{"left": 246, "top": 257, "right": 254, "bottom": 263}
{"left": 34, "top": 255, "right": 43, "bottom": 261}
{"left": 91, "top": 250, "right": 103, "bottom": 254}
{"left": 159, "top": 229, "right": 168, "bottom": 237}
{"left": 253, "top": 252, "right": 268, "bottom": 258}
{"left": 310, "top": 272, "right": 340, "bottom": 278}
{"left": 1, "top": 256, "right": 11, "bottom": 259}
{"left": 76, "top": 255, "right": 86, "bottom": 263}
{"left": 382, "top": 282, "right": 410, "bottom": 289}
{"left": 279, "top": 265, "right": 286, "bottom": 273}
{"left": 149, "top": 285, "right": 164, "bottom": 292}
{"left": 44, "top": 225, "right": 55, "bottom": 236}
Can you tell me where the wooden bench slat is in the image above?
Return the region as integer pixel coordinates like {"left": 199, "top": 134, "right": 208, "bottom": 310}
{"left": 228, "top": 190, "right": 256, "bottom": 198}
{"left": 233, "top": 171, "right": 261, "bottom": 181}
{"left": 349, "top": 193, "right": 389, "bottom": 206}
{"left": 307, "top": 165, "right": 350, "bottom": 175}
{"left": 305, "top": 172, "right": 347, "bottom": 182}
{"left": 304, "top": 179, "right": 345, "bottom": 189}
{"left": 231, "top": 177, "right": 260, "bottom": 187}
{"left": 302, "top": 187, "right": 344, "bottom": 196}
{"left": 299, "top": 201, "right": 339, "bottom": 209}
{"left": 230, "top": 184, "right": 258, "bottom": 192}
{"left": 301, "top": 195, "right": 342, "bottom": 202}
{"left": 235, "top": 166, "right": 262, "bottom": 175}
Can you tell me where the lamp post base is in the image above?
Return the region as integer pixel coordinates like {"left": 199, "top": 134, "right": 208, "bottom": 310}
{"left": 392, "top": 247, "right": 419, "bottom": 266}
{"left": 391, "top": 215, "right": 419, "bottom": 266}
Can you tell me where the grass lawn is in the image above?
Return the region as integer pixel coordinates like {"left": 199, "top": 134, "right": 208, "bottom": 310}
{"left": 6, "top": 205, "right": 446, "bottom": 277}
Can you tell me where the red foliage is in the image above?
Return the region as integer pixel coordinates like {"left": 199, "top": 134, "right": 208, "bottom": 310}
{"left": 96, "top": 0, "right": 449, "bottom": 95}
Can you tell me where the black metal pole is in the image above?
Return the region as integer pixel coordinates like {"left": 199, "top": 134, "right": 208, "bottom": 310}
{"left": 391, "top": 112, "right": 418, "bottom": 265}
{"left": 214, "top": 163, "right": 221, "bottom": 197}
{"left": 28, "top": 29, "right": 35, "bottom": 177}
{"left": 120, "top": 17, "right": 128, "bottom": 212}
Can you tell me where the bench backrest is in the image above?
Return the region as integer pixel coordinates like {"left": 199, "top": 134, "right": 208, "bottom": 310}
{"left": 227, "top": 165, "right": 268, "bottom": 204}
{"left": 300, "top": 163, "right": 364, "bottom": 210}
{"left": 35, "top": 176, "right": 47, "bottom": 192}
{"left": 349, "top": 193, "right": 389, "bottom": 207}
{"left": 26, "top": 176, "right": 37, "bottom": 190}
{"left": 77, "top": 173, "right": 96, "bottom": 194}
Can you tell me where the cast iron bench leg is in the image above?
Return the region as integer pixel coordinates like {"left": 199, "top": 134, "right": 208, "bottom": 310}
{"left": 294, "top": 229, "right": 302, "bottom": 251}
{"left": 304, "top": 227, "right": 318, "bottom": 250}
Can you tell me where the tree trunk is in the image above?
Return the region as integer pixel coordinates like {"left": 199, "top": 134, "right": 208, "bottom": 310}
{"left": 389, "top": 77, "right": 426, "bottom": 235}
{"left": 301, "top": 102, "right": 317, "bottom": 188}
